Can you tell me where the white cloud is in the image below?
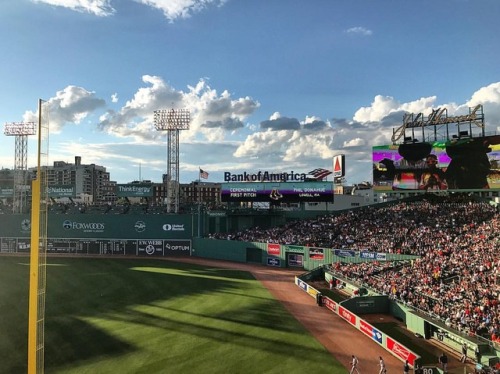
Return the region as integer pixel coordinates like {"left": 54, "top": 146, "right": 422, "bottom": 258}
{"left": 98, "top": 75, "right": 259, "bottom": 143}
{"left": 343, "top": 138, "right": 365, "bottom": 148}
{"left": 269, "top": 112, "right": 281, "bottom": 120}
{"left": 353, "top": 95, "right": 438, "bottom": 123}
{"left": 32, "top": 0, "right": 115, "bottom": 16}
{"left": 135, "top": 0, "right": 227, "bottom": 22}
{"left": 345, "top": 26, "right": 373, "bottom": 36}
{"left": 21, "top": 78, "right": 500, "bottom": 184}
{"left": 32, "top": 0, "right": 228, "bottom": 20}
{"left": 468, "top": 82, "right": 500, "bottom": 105}
{"left": 111, "top": 93, "right": 119, "bottom": 103}
{"left": 22, "top": 85, "right": 106, "bottom": 133}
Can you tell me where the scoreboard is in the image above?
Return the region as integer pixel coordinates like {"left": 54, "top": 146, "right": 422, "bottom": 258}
{"left": 221, "top": 182, "right": 334, "bottom": 203}
{"left": 0, "top": 237, "right": 191, "bottom": 257}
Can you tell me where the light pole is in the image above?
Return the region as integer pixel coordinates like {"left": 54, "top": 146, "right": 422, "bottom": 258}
{"left": 153, "top": 109, "right": 190, "bottom": 213}
{"left": 4, "top": 121, "right": 37, "bottom": 213}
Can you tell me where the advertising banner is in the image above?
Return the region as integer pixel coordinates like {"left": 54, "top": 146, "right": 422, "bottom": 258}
{"left": 359, "top": 319, "right": 383, "bottom": 344}
{"left": 267, "top": 243, "right": 281, "bottom": 256}
{"left": 338, "top": 306, "right": 357, "bottom": 325}
{"left": 307, "top": 286, "right": 319, "bottom": 298}
{"left": 297, "top": 278, "right": 308, "bottom": 292}
{"left": 47, "top": 185, "right": 75, "bottom": 197}
{"left": 323, "top": 297, "right": 338, "bottom": 313}
{"left": 285, "top": 245, "right": 304, "bottom": 253}
{"left": 333, "top": 249, "right": 356, "bottom": 258}
{"left": 308, "top": 247, "right": 324, "bottom": 260}
{"left": 267, "top": 257, "right": 280, "bottom": 267}
{"left": 0, "top": 186, "right": 13, "bottom": 198}
{"left": 116, "top": 184, "right": 153, "bottom": 197}
{"left": 386, "top": 336, "right": 418, "bottom": 366}
{"left": 46, "top": 215, "right": 192, "bottom": 240}
{"left": 288, "top": 253, "right": 303, "bottom": 267}
{"left": 360, "top": 251, "right": 387, "bottom": 261}
{"left": 333, "top": 154, "right": 345, "bottom": 178}
{"left": 137, "top": 240, "right": 164, "bottom": 256}
{"left": 163, "top": 240, "right": 191, "bottom": 256}
{"left": 221, "top": 181, "right": 334, "bottom": 203}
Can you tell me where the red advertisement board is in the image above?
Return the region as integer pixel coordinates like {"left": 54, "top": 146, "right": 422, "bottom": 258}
{"left": 338, "top": 306, "right": 356, "bottom": 325}
{"left": 267, "top": 243, "right": 280, "bottom": 256}
{"left": 323, "top": 297, "right": 337, "bottom": 313}
{"left": 386, "top": 336, "right": 418, "bottom": 366}
{"left": 359, "top": 319, "right": 373, "bottom": 338}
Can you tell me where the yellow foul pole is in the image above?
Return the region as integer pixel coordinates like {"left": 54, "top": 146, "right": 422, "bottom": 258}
{"left": 28, "top": 99, "right": 44, "bottom": 373}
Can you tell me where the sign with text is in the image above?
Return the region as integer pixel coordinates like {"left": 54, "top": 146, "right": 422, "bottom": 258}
{"left": 386, "top": 336, "right": 418, "bottom": 366}
{"left": 288, "top": 253, "right": 303, "bottom": 267}
{"left": 308, "top": 247, "right": 324, "bottom": 260}
{"left": 163, "top": 240, "right": 191, "bottom": 256}
{"left": 338, "top": 306, "right": 357, "bottom": 325}
{"left": 323, "top": 297, "right": 338, "bottom": 313}
{"left": 221, "top": 182, "right": 334, "bottom": 203}
{"left": 267, "top": 257, "right": 281, "bottom": 267}
{"left": 359, "top": 319, "right": 383, "bottom": 344}
{"left": 116, "top": 184, "right": 153, "bottom": 197}
{"left": 333, "top": 249, "right": 356, "bottom": 258}
{"left": 267, "top": 243, "right": 281, "bottom": 256}
{"left": 137, "top": 240, "right": 163, "bottom": 256}
{"left": 47, "top": 185, "right": 75, "bottom": 198}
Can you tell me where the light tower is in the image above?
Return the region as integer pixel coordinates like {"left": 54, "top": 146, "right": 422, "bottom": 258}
{"left": 154, "top": 108, "right": 190, "bottom": 213}
{"left": 4, "top": 121, "right": 37, "bottom": 213}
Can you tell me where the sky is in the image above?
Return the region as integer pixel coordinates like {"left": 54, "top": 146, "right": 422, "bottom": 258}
{"left": 1, "top": 0, "right": 499, "bottom": 185}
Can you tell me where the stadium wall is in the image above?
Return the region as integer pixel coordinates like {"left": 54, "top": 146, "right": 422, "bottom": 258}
{"left": 322, "top": 268, "right": 500, "bottom": 369}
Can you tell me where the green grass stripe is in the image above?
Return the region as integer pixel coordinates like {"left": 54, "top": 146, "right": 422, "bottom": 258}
{"left": 0, "top": 257, "right": 346, "bottom": 373}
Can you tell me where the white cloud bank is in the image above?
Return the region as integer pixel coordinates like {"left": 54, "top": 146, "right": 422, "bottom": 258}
{"left": 32, "top": 0, "right": 116, "bottom": 16}
{"left": 32, "top": 0, "right": 227, "bottom": 21}
{"left": 25, "top": 78, "right": 500, "bottom": 183}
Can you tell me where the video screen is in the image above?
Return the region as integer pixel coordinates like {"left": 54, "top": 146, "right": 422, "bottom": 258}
{"left": 372, "top": 135, "right": 500, "bottom": 191}
{"left": 221, "top": 182, "right": 334, "bottom": 203}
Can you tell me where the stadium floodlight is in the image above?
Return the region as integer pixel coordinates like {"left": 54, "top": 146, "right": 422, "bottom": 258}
{"left": 153, "top": 108, "right": 190, "bottom": 213}
{"left": 4, "top": 122, "right": 37, "bottom": 213}
{"left": 4, "top": 121, "right": 37, "bottom": 136}
{"left": 154, "top": 109, "right": 190, "bottom": 131}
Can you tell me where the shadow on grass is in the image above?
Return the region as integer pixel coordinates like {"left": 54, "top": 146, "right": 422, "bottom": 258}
{"left": 44, "top": 317, "right": 135, "bottom": 368}
{"left": 1, "top": 257, "right": 332, "bottom": 372}
{"left": 103, "top": 300, "right": 337, "bottom": 365}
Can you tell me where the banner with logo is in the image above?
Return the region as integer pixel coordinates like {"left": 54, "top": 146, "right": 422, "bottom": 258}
{"left": 163, "top": 240, "right": 191, "bottom": 256}
{"left": 288, "top": 253, "right": 303, "bottom": 267}
{"left": 309, "top": 247, "right": 324, "bottom": 260}
{"left": 116, "top": 184, "right": 153, "bottom": 197}
{"left": 333, "top": 249, "right": 356, "bottom": 258}
{"left": 47, "top": 185, "right": 75, "bottom": 198}
{"left": 138, "top": 240, "right": 163, "bottom": 256}
{"left": 386, "top": 336, "right": 418, "bottom": 366}
{"left": 338, "top": 305, "right": 357, "bottom": 325}
{"left": 267, "top": 243, "right": 280, "bottom": 256}
{"left": 0, "top": 186, "right": 14, "bottom": 198}
{"left": 46, "top": 214, "right": 192, "bottom": 239}
{"left": 359, "top": 319, "right": 383, "bottom": 344}
{"left": 359, "top": 251, "right": 387, "bottom": 261}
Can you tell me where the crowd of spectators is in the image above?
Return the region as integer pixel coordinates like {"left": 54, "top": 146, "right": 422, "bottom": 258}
{"left": 209, "top": 194, "right": 500, "bottom": 343}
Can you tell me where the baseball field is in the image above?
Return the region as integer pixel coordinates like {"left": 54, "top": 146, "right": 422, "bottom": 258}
{"left": 0, "top": 256, "right": 346, "bottom": 373}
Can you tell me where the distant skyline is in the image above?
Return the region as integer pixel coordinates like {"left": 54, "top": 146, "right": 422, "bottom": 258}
{"left": 1, "top": 0, "right": 499, "bottom": 184}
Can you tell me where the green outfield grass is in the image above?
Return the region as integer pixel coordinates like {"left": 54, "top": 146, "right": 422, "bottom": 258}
{"left": 0, "top": 256, "right": 346, "bottom": 374}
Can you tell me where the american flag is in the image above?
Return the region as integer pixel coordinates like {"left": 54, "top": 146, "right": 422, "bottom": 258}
{"left": 199, "top": 169, "right": 209, "bottom": 179}
{"left": 307, "top": 168, "right": 332, "bottom": 180}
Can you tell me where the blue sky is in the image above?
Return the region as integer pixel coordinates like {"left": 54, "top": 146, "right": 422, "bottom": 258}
{"left": 1, "top": 0, "right": 499, "bottom": 184}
